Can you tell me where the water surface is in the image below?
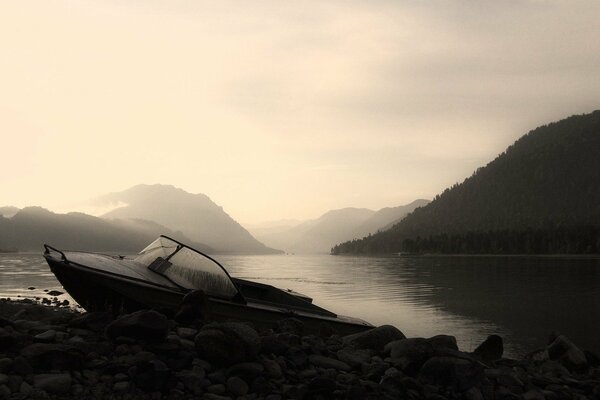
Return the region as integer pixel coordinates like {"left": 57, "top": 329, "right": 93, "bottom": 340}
{"left": 1, "top": 253, "right": 598, "bottom": 357}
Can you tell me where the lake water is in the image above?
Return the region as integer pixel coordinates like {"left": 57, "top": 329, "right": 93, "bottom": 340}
{"left": 1, "top": 253, "right": 598, "bottom": 358}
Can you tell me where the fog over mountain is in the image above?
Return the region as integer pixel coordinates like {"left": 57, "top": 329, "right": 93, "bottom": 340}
{"left": 97, "top": 184, "right": 281, "bottom": 254}
{"left": 0, "top": 207, "right": 19, "bottom": 218}
{"left": 252, "top": 200, "right": 429, "bottom": 253}
{"left": 0, "top": 207, "right": 210, "bottom": 253}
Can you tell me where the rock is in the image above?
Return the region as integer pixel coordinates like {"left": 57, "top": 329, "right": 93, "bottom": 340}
{"left": 46, "top": 290, "right": 63, "bottom": 296}
{"left": 113, "top": 381, "right": 130, "bottom": 392}
{"left": 207, "top": 383, "right": 227, "bottom": 394}
{"left": 472, "top": 335, "right": 503, "bottom": 362}
{"left": 131, "top": 359, "right": 171, "bottom": 392}
{"left": 34, "top": 330, "right": 56, "bottom": 343}
{"left": 0, "top": 374, "right": 6, "bottom": 385}
{"left": 227, "top": 362, "right": 264, "bottom": 380}
{"left": 0, "top": 328, "right": 15, "bottom": 351}
{"left": 204, "top": 394, "right": 232, "bottom": 400}
{"left": 21, "top": 343, "right": 84, "bottom": 370}
{"left": 195, "top": 322, "right": 260, "bottom": 365}
{"left": 10, "top": 356, "right": 33, "bottom": 376}
{"left": 262, "top": 358, "right": 283, "bottom": 378}
{"left": 260, "top": 334, "right": 290, "bottom": 355}
{"left": 69, "top": 312, "right": 113, "bottom": 332}
{"left": 337, "top": 347, "right": 373, "bottom": 368}
{"left": 385, "top": 338, "right": 437, "bottom": 374}
{"left": 176, "top": 327, "right": 198, "bottom": 339}
{"left": 343, "top": 325, "right": 405, "bottom": 351}
{"left": 34, "top": 373, "right": 72, "bottom": 394}
{"left": 174, "top": 289, "right": 209, "bottom": 324}
{"left": 227, "top": 376, "right": 248, "bottom": 396}
{"left": 0, "top": 385, "right": 9, "bottom": 399}
{"left": 105, "top": 310, "right": 169, "bottom": 342}
{"left": 428, "top": 335, "right": 458, "bottom": 351}
{"left": 0, "top": 318, "right": 13, "bottom": 328}
{"left": 379, "top": 370, "right": 406, "bottom": 397}
{"left": 276, "top": 318, "right": 304, "bottom": 335}
{"left": 176, "top": 370, "right": 206, "bottom": 394}
{"left": 418, "top": 356, "right": 484, "bottom": 391}
{"left": 546, "top": 335, "right": 588, "bottom": 372}
{"left": 307, "top": 376, "right": 336, "bottom": 395}
{"left": 0, "top": 359, "right": 10, "bottom": 373}
{"left": 308, "top": 354, "right": 351, "bottom": 371}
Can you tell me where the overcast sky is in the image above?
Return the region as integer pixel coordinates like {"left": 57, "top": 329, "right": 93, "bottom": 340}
{"left": 1, "top": 0, "right": 599, "bottom": 224}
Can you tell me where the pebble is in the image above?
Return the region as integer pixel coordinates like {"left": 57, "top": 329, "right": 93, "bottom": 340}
{"left": 227, "top": 376, "right": 249, "bottom": 396}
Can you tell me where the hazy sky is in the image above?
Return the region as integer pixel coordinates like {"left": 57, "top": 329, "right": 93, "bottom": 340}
{"left": 1, "top": 0, "right": 599, "bottom": 224}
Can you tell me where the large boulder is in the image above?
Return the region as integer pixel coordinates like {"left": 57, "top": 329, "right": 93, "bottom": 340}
{"left": 195, "top": 322, "right": 260, "bottom": 365}
{"left": 547, "top": 335, "right": 588, "bottom": 372}
{"left": 472, "top": 335, "right": 503, "bottom": 362}
{"left": 343, "top": 325, "right": 405, "bottom": 352}
{"left": 105, "top": 310, "right": 169, "bottom": 342}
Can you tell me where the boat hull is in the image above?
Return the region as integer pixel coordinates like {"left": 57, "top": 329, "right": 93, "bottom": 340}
{"left": 45, "top": 256, "right": 372, "bottom": 335}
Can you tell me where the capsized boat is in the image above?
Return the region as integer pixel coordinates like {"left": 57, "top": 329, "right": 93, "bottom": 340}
{"left": 43, "top": 235, "right": 373, "bottom": 335}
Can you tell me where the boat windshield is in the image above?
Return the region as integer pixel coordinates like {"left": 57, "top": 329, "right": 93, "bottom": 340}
{"left": 134, "top": 236, "right": 239, "bottom": 300}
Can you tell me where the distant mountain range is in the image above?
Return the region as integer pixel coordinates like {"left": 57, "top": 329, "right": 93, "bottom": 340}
{"left": 0, "top": 206, "right": 210, "bottom": 253}
{"left": 251, "top": 200, "right": 429, "bottom": 253}
{"left": 333, "top": 111, "right": 600, "bottom": 255}
{"left": 96, "top": 184, "right": 280, "bottom": 254}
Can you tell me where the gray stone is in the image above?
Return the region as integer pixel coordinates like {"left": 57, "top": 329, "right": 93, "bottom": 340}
{"left": 227, "top": 362, "right": 264, "bottom": 380}
{"left": 207, "top": 383, "right": 227, "bottom": 394}
{"left": 262, "top": 358, "right": 283, "bottom": 378}
{"left": 227, "top": 376, "right": 248, "bottom": 396}
{"left": 19, "top": 381, "right": 33, "bottom": 395}
{"left": 34, "top": 330, "right": 56, "bottom": 343}
{"left": 0, "top": 385, "right": 9, "bottom": 399}
{"left": 472, "top": 335, "right": 503, "bottom": 362}
{"left": 307, "top": 376, "right": 336, "bottom": 395}
{"left": 0, "top": 375, "right": 6, "bottom": 385}
{"left": 105, "top": 310, "right": 169, "bottom": 342}
{"left": 308, "top": 354, "right": 351, "bottom": 371}
{"left": 21, "top": 343, "right": 84, "bottom": 370}
{"left": 418, "top": 356, "right": 483, "bottom": 391}
{"left": 547, "top": 335, "right": 588, "bottom": 372}
{"left": 428, "top": 335, "right": 458, "bottom": 351}
{"left": 113, "top": 381, "right": 130, "bottom": 392}
{"left": 195, "top": 323, "right": 260, "bottom": 365}
{"left": 0, "top": 359, "right": 10, "bottom": 373}
{"left": 176, "top": 327, "right": 197, "bottom": 339}
{"left": 337, "top": 347, "right": 373, "bottom": 368}
{"left": 34, "top": 373, "right": 72, "bottom": 394}
{"left": 343, "top": 325, "right": 405, "bottom": 351}
{"left": 276, "top": 318, "right": 304, "bottom": 335}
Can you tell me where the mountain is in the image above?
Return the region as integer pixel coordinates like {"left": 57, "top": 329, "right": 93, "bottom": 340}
{"left": 0, "top": 206, "right": 19, "bottom": 218}
{"left": 97, "top": 184, "right": 280, "bottom": 254}
{"left": 332, "top": 111, "right": 600, "bottom": 255}
{"left": 252, "top": 200, "right": 428, "bottom": 253}
{"left": 0, "top": 207, "right": 211, "bottom": 253}
{"left": 351, "top": 199, "right": 430, "bottom": 238}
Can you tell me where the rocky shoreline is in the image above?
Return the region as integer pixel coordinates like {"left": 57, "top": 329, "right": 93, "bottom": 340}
{"left": 0, "top": 298, "right": 598, "bottom": 400}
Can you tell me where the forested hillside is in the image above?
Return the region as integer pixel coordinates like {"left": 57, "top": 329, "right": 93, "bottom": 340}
{"left": 332, "top": 111, "right": 600, "bottom": 254}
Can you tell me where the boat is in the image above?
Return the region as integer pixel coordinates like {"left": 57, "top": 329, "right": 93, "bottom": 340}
{"left": 43, "top": 235, "right": 373, "bottom": 335}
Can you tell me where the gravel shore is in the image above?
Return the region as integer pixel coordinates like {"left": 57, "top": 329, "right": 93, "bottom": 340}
{"left": 0, "top": 298, "right": 598, "bottom": 400}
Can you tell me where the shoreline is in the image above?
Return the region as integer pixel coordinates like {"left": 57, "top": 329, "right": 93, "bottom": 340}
{"left": 1, "top": 299, "right": 598, "bottom": 399}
